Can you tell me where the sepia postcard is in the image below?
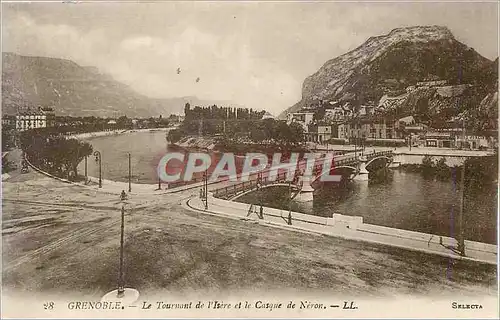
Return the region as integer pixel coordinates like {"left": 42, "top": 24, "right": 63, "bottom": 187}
{"left": 1, "top": 1, "right": 499, "bottom": 319}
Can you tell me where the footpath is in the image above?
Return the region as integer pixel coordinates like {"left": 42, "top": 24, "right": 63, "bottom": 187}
{"left": 310, "top": 143, "right": 494, "bottom": 157}
{"left": 184, "top": 194, "right": 497, "bottom": 265}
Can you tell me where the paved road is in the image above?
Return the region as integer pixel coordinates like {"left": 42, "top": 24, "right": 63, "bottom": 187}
{"left": 2, "top": 161, "right": 497, "bottom": 299}
{"left": 185, "top": 196, "right": 496, "bottom": 265}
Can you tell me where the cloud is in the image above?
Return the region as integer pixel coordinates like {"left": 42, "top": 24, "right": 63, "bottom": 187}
{"left": 2, "top": 3, "right": 497, "bottom": 115}
{"left": 4, "top": 10, "right": 299, "bottom": 113}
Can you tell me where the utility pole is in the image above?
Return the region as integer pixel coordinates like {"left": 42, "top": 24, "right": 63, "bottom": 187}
{"left": 117, "top": 204, "right": 125, "bottom": 298}
{"left": 287, "top": 181, "right": 292, "bottom": 225}
{"left": 457, "top": 118, "right": 466, "bottom": 256}
{"left": 457, "top": 160, "right": 466, "bottom": 256}
{"left": 128, "top": 153, "right": 131, "bottom": 192}
{"left": 93, "top": 151, "right": 102, "bottom": 188}
{"left": 204, "top": 168, "right": 208, "bottom": 210}
{"left": 84, "top": 155, "right": 88, "bottom": 184}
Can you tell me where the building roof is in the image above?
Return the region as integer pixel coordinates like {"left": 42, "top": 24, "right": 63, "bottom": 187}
{"left": 261, "top": 111, "right": 275, "bottom": 119}
{"left": 398, "top": 116, "right": 415, "bottom": 124}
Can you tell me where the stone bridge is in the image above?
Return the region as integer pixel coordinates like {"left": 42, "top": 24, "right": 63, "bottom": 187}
{"left": 211, "top": 150, "right": 394, "bottom": 203}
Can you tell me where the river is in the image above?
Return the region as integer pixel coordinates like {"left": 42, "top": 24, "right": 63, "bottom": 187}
{"left": 79, "top": 130, "right": 497, "bottom": 244}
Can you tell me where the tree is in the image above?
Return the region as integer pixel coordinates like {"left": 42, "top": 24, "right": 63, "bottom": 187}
{"left": 288, "top": 122, "right": 305, "bottom": 145}
{"left": 167, "top": 129, "right": 183, "bottom": 143}
{"left": 19, "top": 130, "right": 92, "bottom": 181}
{"left": 421, "top": 155, "right": 435, "bottom": 178}
{"left": 435, "top": 157, "right": 450, "bottom": 180}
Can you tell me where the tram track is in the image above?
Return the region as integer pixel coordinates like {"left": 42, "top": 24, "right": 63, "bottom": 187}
{"left": 3, "top": 218, "right": 120, "bottom": 273}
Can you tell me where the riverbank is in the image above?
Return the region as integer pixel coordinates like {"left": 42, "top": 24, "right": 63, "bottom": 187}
{"left": 185, "top": 193, "right": 497, "bottom": 265}
{"left": 3, "top": 167, "right": 496, "bottom": 312}
{"left": 70, "top": 127, "right": 171, "bottom": 140}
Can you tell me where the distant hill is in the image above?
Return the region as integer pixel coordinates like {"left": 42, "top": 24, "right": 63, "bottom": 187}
{"left": 2, "top": 53, "right": 236, "bottom": 117}
{"left": 279, "top": 25, "right": 498, "bottom": 130}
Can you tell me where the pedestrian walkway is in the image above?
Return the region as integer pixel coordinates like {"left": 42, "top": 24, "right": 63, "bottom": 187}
{"left": 184, "top": 196, "right": 497, "bottom": 265}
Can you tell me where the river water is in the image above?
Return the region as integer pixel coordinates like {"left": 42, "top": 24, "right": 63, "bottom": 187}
{"left": 80, "top": 131, "right": 497, "bottom": 244}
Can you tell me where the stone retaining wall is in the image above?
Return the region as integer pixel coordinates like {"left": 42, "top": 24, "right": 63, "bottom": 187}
{"left": 208, "top": 193, "right": 497, "bottom": 254}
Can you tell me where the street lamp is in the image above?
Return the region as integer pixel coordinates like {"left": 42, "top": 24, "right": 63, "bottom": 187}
{"left": 128, "top": 153, "right": 131, "bottom": 193}
{"left": 287, "top": 181, "right": 293, "bottom": 225}
{"left": 84, "top": 155, "right": 89, "bottom": 185}
{"left": 93, "top": 150, "right": 102, "bottom": 188}
{"left": 457, "top": 160, "right": 466, "bottom": 256}
{"left": 101, "top": 195, "right": 139, "bottom": 305}
{"left": 117, "top": 203, "right": 126, "bottom": 297}
{"left": 203, "top": 147, "right": 210, "bottom": 210}
{"left": 203, "top": 169, "right": 208, "bottom": 210}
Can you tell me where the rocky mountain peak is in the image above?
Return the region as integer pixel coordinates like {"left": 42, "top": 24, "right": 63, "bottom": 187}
{"left": 386, "top": 25, "right": 454, "bottom": 41}
{"left": 280, "top": 25, "right": 493, "bottom": 120}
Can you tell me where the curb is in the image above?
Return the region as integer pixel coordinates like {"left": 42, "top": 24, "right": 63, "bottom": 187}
{"left": 183, "top": 196, "right": 497, "bottom": 266}
{"left": 24, "top": 155, "right": 123, "bottom": 196}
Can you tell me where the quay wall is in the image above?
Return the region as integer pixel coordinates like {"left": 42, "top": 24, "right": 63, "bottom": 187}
{"left": 392, "top": 150, "right": 493, "bottom": 166}
{"left": 392, "top": 153, "right": 468, "bottom": 166}
{"left": 208, "top": 193, "right": 497, "bottom": 254}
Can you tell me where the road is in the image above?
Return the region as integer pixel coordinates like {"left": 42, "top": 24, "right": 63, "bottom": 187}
{"left": 2, "top": 158, "right": 497, "bottom": 300}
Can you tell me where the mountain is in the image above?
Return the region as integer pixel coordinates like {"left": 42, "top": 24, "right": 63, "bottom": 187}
{"left": 2, "top": 53, "right": 235, "bottom": 117}
{"left": 279, "top": 25, "right": 498, "bottom": 126}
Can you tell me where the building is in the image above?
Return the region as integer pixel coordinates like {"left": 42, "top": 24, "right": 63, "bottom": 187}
{"left": 424, "top": 131, "right": 455, "bottom": 148}
{"left": 6, "top": 107, "right": 56, "bottom": 132}
{"left": 286, "top": 111, "right": 315, "bottom": 133}
{"left": 350, "top": 119, "right": 397, "bottom": 140}
{"left": 337, "top": 123, "right": 349, "bottom": 140}
{"left": 335, "top": 117, "right": 403, "bottom": 143}
{"left": 307, "top": 124, "right": 333, "bottom": 143}
{"left": 2, "top": 115, "right": 16, "bottom": 131}
{"left": 168, "top": 114, "right": 186, "bottom": 123}
{"left": 455, "top": 134, "right": 490, "bottom": 150}
{"left": 261, "top": 111, "right": 275, "bottom": 120}
{"left": 395, "top": 116, "right": 426, "bottom": 133}
{"left": 377, "top": 93, "right": 408, "bottom": 111}
{"left": 358, "top": 105, "right": 375, "bottom": 117}
{"left": 416, "top": 79, "right": 448, "bottom": 87}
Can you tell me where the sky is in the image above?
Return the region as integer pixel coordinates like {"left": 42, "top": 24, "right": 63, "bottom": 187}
{"left": 2, "top": 1, "right": 499, "bottom": 115}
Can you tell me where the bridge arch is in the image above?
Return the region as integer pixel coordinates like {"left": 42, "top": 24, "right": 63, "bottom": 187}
{"left": 312, "top": 165, "right": 358, "bottom": 184}
{"left": 365, "top": 156, "right": 393, "bottom": 169}
{"left": 229, "top": 183, "right": 300, "bottom": 201}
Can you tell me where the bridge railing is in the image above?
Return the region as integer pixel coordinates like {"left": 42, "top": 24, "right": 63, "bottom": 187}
{"left": 212, "top": 170, "right": 294, "bottom": 199}
{"left": 173, "top": 150, "right": 394, "bottom": 192}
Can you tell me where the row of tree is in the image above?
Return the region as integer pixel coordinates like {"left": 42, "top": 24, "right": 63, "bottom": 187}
{"left": 184, "top": 103, "right": 266, "bottom": 121}
{"left": 168, "top": 118, "right": 305, "bottom": 146}
{"left": 54, "top": 115, "right": 170, "bottom": 131}
{"left": 20, "top": 129, "right": 93, "bottom": 181}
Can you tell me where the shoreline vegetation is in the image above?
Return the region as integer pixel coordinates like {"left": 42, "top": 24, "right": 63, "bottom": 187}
{"left": 398, "top": 154, "right": 498, "bottom": 187}
{"left": 9, "top": 121, "right": 497, "bottom": 191}
{"left": 14, "top": 127, "right": 171, "bottom": 182}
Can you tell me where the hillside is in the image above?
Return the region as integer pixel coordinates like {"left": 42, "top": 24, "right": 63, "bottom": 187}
{"left": 279, "top": 25, "right": 498, "bottom": 127}
{"left": 2, "top": 53, "right": 233, "bottom": 117}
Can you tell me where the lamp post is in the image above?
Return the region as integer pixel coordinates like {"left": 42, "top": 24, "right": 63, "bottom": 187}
{"left": 204, "top": 147, "right": 210, "bottom": 210}
{"left": 287, "top": 181, "right": 292, "bottom": 225}
{"left": 93, "top": 151, "right": 102, "bottom": 188}
{"left": 128, "top": 153, "right": 131, "bottom": 193}
{"left": 204, "top": 168, "right": 208, "bottom": 210}
{"left": 457, "top": 161, "right": 466, "bottom": 256}
{"left": 457, "top": 118, "right": 466, "bottom": 256}
{"left": 84, "top": 155, "right": 88, "bottom": 185}
{"left": 117, "top": 204, "right": 125, "bottom": 297}
{"left": 101, "top": 196, "right": 139, "bottom": 305}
